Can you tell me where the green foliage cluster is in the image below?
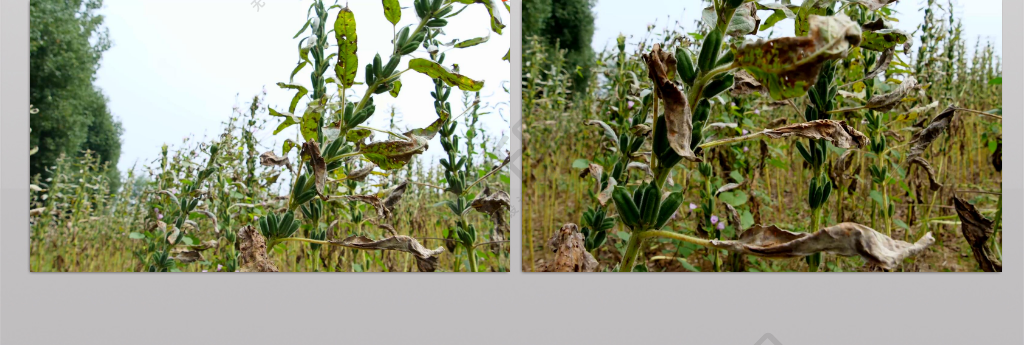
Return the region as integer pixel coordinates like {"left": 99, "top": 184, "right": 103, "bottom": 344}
{"left": 30, "top": 0, "right": 123, "bottom": 191}
{"left": 523, "top": 0, "right": 596, "bottom": 94}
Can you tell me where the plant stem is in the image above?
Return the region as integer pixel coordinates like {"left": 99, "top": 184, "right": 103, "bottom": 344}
{"left": 618, "top": 229, "right": 644, "bottom": 272}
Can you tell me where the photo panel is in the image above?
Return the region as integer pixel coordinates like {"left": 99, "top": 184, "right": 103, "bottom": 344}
{"left": 521, "top": 0, "right": 1002, "bottom": 272}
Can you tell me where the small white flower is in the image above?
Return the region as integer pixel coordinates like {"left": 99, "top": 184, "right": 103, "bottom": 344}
{"left": 310, "top": 17, "right": 320, "bottom": 31}
{"left": 305, "top": 35, "right": 317, "bottom": 49}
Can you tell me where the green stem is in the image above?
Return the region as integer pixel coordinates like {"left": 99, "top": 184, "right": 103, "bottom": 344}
{"left": 467, "top": 245, "right": 478, "bottom": 272}
{"left": 618, "top": 228, "right": 644, "bottom": 272}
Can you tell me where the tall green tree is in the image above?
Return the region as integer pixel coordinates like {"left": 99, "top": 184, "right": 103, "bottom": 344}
{"left": 30, "top": 0, "right": 122, "bottom": 190}
{"left": 524, "top": 0, "right": 595, "bottom": 95}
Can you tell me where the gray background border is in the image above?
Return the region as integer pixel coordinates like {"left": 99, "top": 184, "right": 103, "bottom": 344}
{"left": 2, "top": 1, "right": 1021, "bottom": 344}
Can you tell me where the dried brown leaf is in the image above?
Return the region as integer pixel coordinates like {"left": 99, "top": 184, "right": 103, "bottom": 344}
{"left": 382, "top": 181, "right": 408, "bottom": 215}
{"left": 470, "top": 187, "right": 511, "bottom": 253}
{"left": 301, "top": 140, "right": 327, "bottom": 198}
{"left": 236, "top": 225, "right": 279, "bottom": 272}
{"left": 952, "top": 195, "right": 1001, "bottom": 272}
{"left": 170, "top": 250, "right": 204, "bottom": 264}
{"left": 259, "top": 151, "right": 291, "bottom": 168}
{"left": 866, "top": 76, "right": 917, "bottom": 112}
{"left": 644, "top": 44, "right": 698, "bottom": 161}
{"left": 908, "top": 105, "right": 955, "bottom": 160}
{"left": 342, "top": 195, "right": 389, "bottom": 220}
{"left": 865, "top": 47, "right": 893, "bottom": 80}
{"left": 542, "top": 224, "right": 598, "bottom": 272}
{"left": 626, "top": 162, "right": 654, "bottom": 182}
{"left": 578, "top": 163, "right": 603, "bottom": 181}
{"left": 710, "top": 223, "right": 934, "bottom": 270}
{"left": 344, "top": 164, "right": 376, "bottom": 182}
{"left": 763, "top": 119, "right": 869, "bottom": 149}
{"left": 730, "top": 69, "right": 767, "bottom": 96}
{"left": 908, "top": 156, "right": 942, "bottom": 191}
{"left": 332, "top": 234, "right": 445, "bottom": 272}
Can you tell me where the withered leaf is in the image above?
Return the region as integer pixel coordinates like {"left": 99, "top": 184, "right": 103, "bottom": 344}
{"left": 343, "top": 163, "right": 376, "bottom": 182}
{"left": 735, "top": 14, "right": 861, "bottom": 100}
{"left": 342, "top": 194, "right": 389, "bottom": 220}
{"left": 598, "top": 177, "right": 617, "bottom": 207}
{"left": 542, "top": 223, "right": 598, "bottom": 272}
{"left": 236, "top": 225, "right": 279, "bottom": 272}
{"left": 382, "top": 181, "right": 408, "bottom": 215}
{"left": 853, "top": 0, "right": 899, "bottom": 11}
{"left": 865, "top": 76, "right": 917, "bottom": 112}
{"left": 643, "top": 43, "right": 697, "bottom": 161}
{"left": 762, "top": 119, "right": 869, "bottom": 149}
{"left": 585, "top": 119, "right": 618, "bottom": 146}
{"left": 908, "top": 156, "right": 942, "bottom": 191}
{"left": 865, "top": 47, "right": 893, "bottom": 80}
{"left": 301, "top": 140, "right": 327, "bottom": 198}
{"left": 259, "top": 151, "right": 291, "bottom": 168}
{"left": 470, "top": 187, "right": 511, "bottom": 252}
{"left": 953, "top": 195, "right": 1001, "bottom": 272}
{"left": 331, "top": 234, "right": 445, "bottom": 272}
{"left": 766, "top": 117, "right": 789, "bottom": 128}
{"left": 908, "top": 105, "right": 955, "bottom": 160}
{"left": 830, "top": 148, "right": 856, "bottom": 187}
{"left": 730, "top": 69, "right": 767, "bottom": 96}
{"left": 578, "top": 163, "right": 603, "bottom": 181}
{"left": 360, "top": 135, "right": 429, "bottom": 170}
{"left": 715, "top": 182, "right": 742, "bottom": 196}
{"left": 626, "top": 162, "right": 654, "bottom": 181}
{"left": 710, "top": 223, "right": 934, "bottom": 270}
{"left": 170, "top": 250, "right": 204, "bottom": 264}
{"left": 630, "top": 124, "right": 652, "bottom": 137}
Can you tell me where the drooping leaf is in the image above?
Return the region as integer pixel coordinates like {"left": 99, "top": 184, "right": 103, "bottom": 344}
{"left": 389, "top": 80, "right": 402, "bottom": 97}
{"left": 276, "top": 82, "right": 308, "bottom": 113}
{"left": 451, "top": 0, "right": 505, "bottom": 34}
{"left": 382, "top": 181, "right": 408, "bottom": 214}
{"left": 259, "top": 151, "right": 291, "bottom": 169}
{"left": 340, "top": 163, "right": 376, "bottom": 182}
{"left": 907, "top": 156, "right": 942, "bottom": 191}
{"left": 585, "top": 119, "right": 618, "bottom": 146}
{"left": 710, "top": 223, "right": 934, "bottom": 270}
{"left": 332, "top": 233, "right": 445, "bottom": 272}
{"left": 643, "top": 43, "right": 698, "bottom": 161}
{"left": 864, "top": 47, "right": 893, "bottom": 80}
{"left": 382, "top": 0, "right": 401, "bottom": 25}
{"left": 342, "top": 194, "right": 389, "bottom": 220}
{"left": 454, "top": 36, "right": 490, "bottom": 48}
{"left": 757, "top": 2, "right": 797, "bottom": 31}
{"left": 540, "top": 224, "right": 598, "bottom": 272}
{"left": 470, "top": 187, "right": 510, "bottom": 252}
{"left": 735, "top": 14, "right": 862, "bottom": 100}
{"left": 334, "top": 7, "right": 358, "bottom": 88}
{"left": 403, "top": 109, "right": 449, "bottom": 140}
{"left": 907, "top": 105, "right": 955, "bottom": 160}
{"left": 702, "top": 2, "right": 760, "bottom": 36}
{"left": 301, "top": 140, "right": 327, "bottom": 198}
{"left": 952, "top": 196, "right": 1001, "bottom": 272}
{"left": 730, "top": 69, "right": 767, "bottom": 96}
{"left": 860, "top": 29, "right": 908, "bottom": 52}
{"left": 299, "top": 104, "right": 322, "bottom": 143}
{"left": 408, "top": 58, "right": 484, "bottom": 91}
{"left": 360, "top": 135, "right": 429, "bottom": 170}
{"left": 762, "top": 119, "right": 869, "bottom": 149}
{"left": 864, "top": 76, "right": 916, "bottom": 112}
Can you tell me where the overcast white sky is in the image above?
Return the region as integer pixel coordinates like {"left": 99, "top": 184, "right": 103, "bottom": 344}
{"left": 95, "top": 0, "right": 510, "bottom": 173}
{"left": 592, "top": 0, "right": 1002, "bottom": 60}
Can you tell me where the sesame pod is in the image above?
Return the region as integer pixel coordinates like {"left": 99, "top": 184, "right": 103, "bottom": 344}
{"left": 279, "top": 211, "right": 294, "bottom": 237}
{"left": 716, "top": 49, "right": 734, "bottom": 68}
{"left": 693, "top": 99, "right": 711, "bottom": 123}
{"left": 268, "top": 213, "right": 279, "bottom": 238}
{"left": 258, "top": 216, "right": 270, "bottom": 238}
{"left": 611, "top": 161, "right": 624, "bottom": 180}
{"left": 653, "top": 115, "right": 683, "bottom": 169}
{"left": 612, "top": 186, "right": 642, "bottom": 229}
{"left": 821, "top": 178, "right": 832, "bottom": 206}
{"left": 676, "top": 47, "right": 697, "bottom": 86}
{"left": 726, "top": 0, "right": 746, "bottom": 8}
{"left": 618, "top": 132, "right": 630, "bottom": 153}
{"left": 655, "top": 192, "right": 684, "bottom": 230}
{"left": 633, "top": 182, "right": 647, "bottom": 209}
{"left": 697, "top": 29, "right": 723, "bottom": 73}
{"left": 702, "top": 72, "right": 734, "bottom": 98}
{"left": 372, "top": 54, "right": 383, "bottom": 78}
{"left": 383, "top": 55, "right": 400, "bottom": 77}
{"left": 425, "top": 19, "right": 448, "bottom": 27}
{"left": 365, "top": 63, "right": 376, "bottom": 85}
{"left": 640, "top": 183, "right": 661, "bottom": 228}
{"left": 629, "top": 136, "right": 644, "bottom": 153}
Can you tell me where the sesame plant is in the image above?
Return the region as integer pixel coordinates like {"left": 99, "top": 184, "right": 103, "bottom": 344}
{"left": 525, "top": 0, "right": 1001, "bottom": 272}
{"left": 28, "top": 0, "right": 510, "bottom": 272}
